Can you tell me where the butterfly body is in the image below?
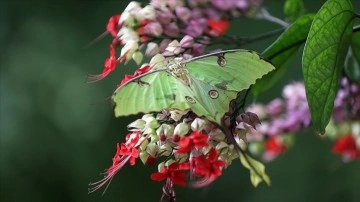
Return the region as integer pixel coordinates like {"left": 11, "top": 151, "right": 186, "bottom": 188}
{"left": 113, "top": 49, "right": 275, "bottom": 125}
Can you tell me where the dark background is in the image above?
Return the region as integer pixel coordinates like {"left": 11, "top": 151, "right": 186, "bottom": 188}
{"left": 1, "top": 0, "right": 359, "bottom": 201}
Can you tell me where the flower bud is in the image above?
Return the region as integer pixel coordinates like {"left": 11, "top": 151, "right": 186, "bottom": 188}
{"left": 156, "top": 124, "right": 174, "bottom": 137}
{"left": 118, "top": 28, "right": 140, "bottom": 43}
{"left": 156, "top": 12, "right": 174, "bottom": 24}
{"left": 132, "top": 51, "right": 143, "bottom": 65}
{"left": 139, "top": 151, "right": 150, "bottom": 165}
{"left": 144, "top": 116, "right": 160, "bottom": 129}
{"left": 139, "top": 138, "right": 149, "bottom": 151}
{"left": 145, "top": 42, "right": 159, "bottom": 57}
{"left": 165, "top": 159, "right": 176, "bottom": 167}
{"left": 163, "top": 40, "right": 182, "bottom": 56}
{"left": 157, "top": 161, "right": 165, "bottom": 172}
{"left": 127, "top": 119, "right": 146, "bottom": 131}
{"left": 175, "top": 7, "right": 191, "bottom": 23}
{"left": 124, "top": 1, "right": 141, "bottom": 12}
{"left": 149, "top": 53, "right": 166, "bottom": 66}
{"left": 146, "top": 142, "right": 159, "bottom": 156}
{"left": 159, "top": 143, "right": 173, "bottom": 156}
{"left": 174, "top": 152, "right": 189, "bottom": 163}
{"left": 174, "top": 121, "right": 189, "bottom": 137}
{"left": 215, "top": 141, "right": 229, "bottom": 152}
{"left": 180, "top": 35, "right": 194, "bottom": 48}
{"left": 119, "top": 12, "right": 136, "bottom": 27}
{"left": 190, "top": 118, "right": 207, "bottom": 131}
{"left": 163, "top": 23, "right": 180, "bottom": 37}
{"left": 144, "top": 22, "right": 163, "bottom": 37}
{"left": 170, "top": 109, "right": 188, "bottom": 121}
{"left": 150, "top": 133, "right": 159, "bottom": 142}
{"left": 120, "top": 40, "right": 139, "bottom": 62}
{"left": 138, "top": 5, "right": 156, "bottom": 21}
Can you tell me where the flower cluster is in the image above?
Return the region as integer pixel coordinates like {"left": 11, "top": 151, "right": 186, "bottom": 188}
{"left": 88, "top": 0, "right": 262, "bottom": 83}
{"left": 89, "top": 110, "right": 264, "bottom": 199}
{"left": 245, "top": 79, "right": 360, "bottom": 162}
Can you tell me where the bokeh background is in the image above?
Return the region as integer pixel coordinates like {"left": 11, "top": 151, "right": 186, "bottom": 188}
{"left": 1, "top": 0, "right": 359, "bottom": 201}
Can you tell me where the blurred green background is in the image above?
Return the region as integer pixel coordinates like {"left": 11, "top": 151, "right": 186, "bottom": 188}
{"left": 1, "top": 0, "right": 359, "bottom": 202}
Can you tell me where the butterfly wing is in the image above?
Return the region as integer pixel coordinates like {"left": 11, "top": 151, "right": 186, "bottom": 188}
{"left": 113, "top": 70, "right": 237, "bottom": 124}
{"left": 185, "top": 50, "right": 275, "bottom": 92}
{"left": 113, "top": 71, "right": 189, "bottom": 117}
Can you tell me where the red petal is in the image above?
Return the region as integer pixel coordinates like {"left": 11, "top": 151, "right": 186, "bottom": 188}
{"left": 106, "top": 15, "right": 121, "bottom": 37}
{"left": 150, "top": 172, "right": 168, "bottom": 182}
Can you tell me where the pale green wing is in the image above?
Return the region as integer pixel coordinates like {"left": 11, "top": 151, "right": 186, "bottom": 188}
{"left": 113, "top": 71, "right": 189, "bottom": 117}
{"left": 113, "top": 71, "right": 237, "bottom": 124}
{"left": 185, "top": 50, "right": 275, "bottom": 91}
{"left": 178, "top": 77, "right": 238, "bottom": 124}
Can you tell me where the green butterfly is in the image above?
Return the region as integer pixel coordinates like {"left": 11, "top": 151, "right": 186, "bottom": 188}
{"left": 112, "top": 50, "right": 275, "bottom": 125}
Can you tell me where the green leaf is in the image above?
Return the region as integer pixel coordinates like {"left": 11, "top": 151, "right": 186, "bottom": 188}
{"left": 302, "top": 0, "right": 354, "bottom": 134}
{"left": 351, "top": 30, "right": 360, "bottom": 61}
{"left": 252, "top": 14, "right": 314, "bottom": 97}
{"left": 346, "top": 31, "right": 360, "bottom": 84}
{"left": 239, "top": 153, "right": 271, "bottom": 187}
{"left": 284, "top": 0, "right": 306, "bottom": 22}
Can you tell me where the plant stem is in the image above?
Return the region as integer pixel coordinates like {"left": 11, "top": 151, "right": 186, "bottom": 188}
{"left": 257, "top": 8, "right": 289, "bottom": 28}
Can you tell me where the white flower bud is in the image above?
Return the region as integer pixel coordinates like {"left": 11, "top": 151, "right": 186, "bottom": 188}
{"left": 159, "top": 143, "right": 172, "bottom": 156}
{"left": 139, "top": 151, "right": 149, "bottom": 165}
{"left": 146, "top": 142, "right": 159, "bottom": 156}
{"left": 139, "top": 138, "right": 149, "bottom": 151}
{"left": 145, "top": 42, "right": 160, "bottom": 57}
{"left": 124, "top": 1, "right": 141, "bottom": 12}
{"left": 132, "top": 51, "right": 143, "bottom": 65}
{"left": 119, "top": 12, "right": 136, "bottom": 27}
{"left": 174, "top": 121, "right": 189, "bottom": 137}
{"left": 118, "top": 28, "right": 139, "bottom": 43}
{"left": 191, "top": 118, "right": 208, "bottom": 131}
{"left": 144, "top": 116, "right": 160, "bottom": 129}
{"left": 156, "top": 124, "right": 175, "bottom": 137}
{"left": 165, "top": 159, "right": 176, "bottom": 167}
{"left": 121, "top": 40, "right": 139, "bottom": 62}
{"left": 138, "top": 5, "right": 156, "bottom": 21}
{"left": 157, "top": 161, "right": 165, "bottom": 172}
{"left": 150, "top": 133, "right": 159, "bottom": 142}
{"left": 127, "top": 119, "right": 146, "bottom": 131}
{"left": 150, "top": 53, "right": 165, "bottom": 66}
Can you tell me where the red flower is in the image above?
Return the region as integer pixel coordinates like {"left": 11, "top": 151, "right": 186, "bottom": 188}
{"left": 332, "top": 134, "right": 360, "bottom": 161}
{"left": 88, "top": 45, "right": 118, "bottom": 82}
{"left": 118, "top": 65, "right": 151, "bottom": 87}
{"left": 88, "top": 132, "right": 140, "bottom": 193}
{"left": 150, "top": 162, "right": 190, "bottom": 187}
{"left": 207, "top": 19, "right": 230, "bottom": 37}
{"left": 134, "top": 65, "right": 151, "bottom": 76}
{"left": 265, "top": 137, "right": 287, "bottom": 154}
{"left": 263, "top": 136, "right": 287, "bottom": 161}
{"left": 177, "top": 131, "right": 209, "bottom": 154}
{"left": 191, "top": 148, "right": 226, "bottom": 187}
{"left": 106, "top": 15, "right": 121, "bottom": 37}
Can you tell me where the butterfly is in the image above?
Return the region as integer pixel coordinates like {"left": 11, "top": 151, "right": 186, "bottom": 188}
{"left": 112, "top": 49, "right": 275, "bottom": 125}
